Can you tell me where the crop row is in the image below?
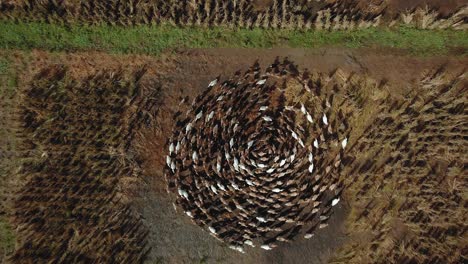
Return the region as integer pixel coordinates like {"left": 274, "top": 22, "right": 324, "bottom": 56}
{"left": 0, "top": 0, "right": 465, "bottom": 29}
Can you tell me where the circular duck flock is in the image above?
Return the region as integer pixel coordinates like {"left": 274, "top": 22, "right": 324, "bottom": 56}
{"left": 165, "top": 59, "right": 350, "bottom": 253}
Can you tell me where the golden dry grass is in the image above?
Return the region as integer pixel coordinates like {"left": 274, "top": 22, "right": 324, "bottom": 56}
{"left": 0, "top": 51, "right": 466, "bottom": 263}
{"left": 329, "top": 68, "right": 467, "bottom": 263}
{"left": 0, "top": 0, "right": 465, "bottom": 29}
{"left": 9, "top": 65, "right": 159, "bottom": 263}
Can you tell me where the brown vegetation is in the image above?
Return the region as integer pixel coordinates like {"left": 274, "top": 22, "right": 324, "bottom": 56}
{"left": 133, "top": 49, "right": 466, "bottom": 263}
{"left": 1, "top": 49, "right": 466, "bottom": 263}
{"left": 9, "top": 65, "right": 159, "bottom": 263}
{"left": 0, "top": 0, "right": 466, "bottom": 29}
{"left": 330, "top": 67, "right": 467, "bottom": 263}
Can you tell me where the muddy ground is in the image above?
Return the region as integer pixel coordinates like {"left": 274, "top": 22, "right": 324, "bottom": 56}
{"left": 0, "top": 47, "right": 466, "bottom": 263}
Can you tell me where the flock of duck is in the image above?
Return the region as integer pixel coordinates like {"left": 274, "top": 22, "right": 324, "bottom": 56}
{"left": 165, "top": 58, "right": 351, "bottom": 253}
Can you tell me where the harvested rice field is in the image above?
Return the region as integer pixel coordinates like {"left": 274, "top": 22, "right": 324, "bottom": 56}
{"left": 0, "top": 1, "right": 467, "bottom": 264}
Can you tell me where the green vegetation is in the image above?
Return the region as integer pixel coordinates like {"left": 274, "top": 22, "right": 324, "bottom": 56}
{"left": 0, "top": 56, "right": 17, "bottom": 93}
{"left": 0, "top": 217, "right": 15, "bottom": 255}
{"left": 0, "top": 58, "right": 8, "bottom": 74}
{"left": 0, "top": 21, "right": 466, "bottom": 56}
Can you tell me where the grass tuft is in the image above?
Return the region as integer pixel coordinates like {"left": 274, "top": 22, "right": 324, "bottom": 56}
{"left": 0, "top": 216, "right": 15, "bottom": 255}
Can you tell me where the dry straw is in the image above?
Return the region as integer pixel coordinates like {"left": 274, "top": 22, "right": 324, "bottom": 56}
{"left": 0, "top": 1, "right": 465, "bottom": 29}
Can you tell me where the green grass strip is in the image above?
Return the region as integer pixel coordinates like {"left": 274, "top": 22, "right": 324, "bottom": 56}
{"left": 0, "top": 21, "right": 466, "bottom": 56}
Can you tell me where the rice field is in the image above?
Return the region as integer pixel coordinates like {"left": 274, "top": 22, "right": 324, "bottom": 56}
{"left": 0, "top": 1, "right": 466, "bottom": 263}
